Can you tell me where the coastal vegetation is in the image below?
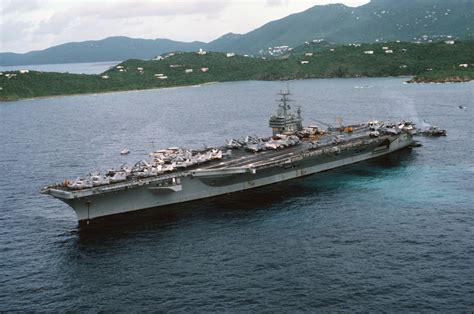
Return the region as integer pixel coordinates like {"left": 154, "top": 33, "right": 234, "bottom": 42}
{"left": 2, "top": 0, "right": 472, "bottom": 65}
{"left": 407, "top": 68, "right": 474, "bottom": 83}
{"left": 1, "top": 41, "right": 473, "bottom": 101}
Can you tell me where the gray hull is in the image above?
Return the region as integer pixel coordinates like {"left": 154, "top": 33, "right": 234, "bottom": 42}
{"left": 58, "top": 134, "right": 413, "bottom": 221}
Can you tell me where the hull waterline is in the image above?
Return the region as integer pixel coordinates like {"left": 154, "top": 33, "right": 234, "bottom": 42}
{"left": 58, "top": 134, "right": 413, "bottom": 222}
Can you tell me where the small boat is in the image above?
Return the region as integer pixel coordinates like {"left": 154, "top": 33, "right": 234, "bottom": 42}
{"left": 120, "top": 148, "right": 130, "bottom": 155}
{"left": 421, "top": 126, "right": 447, "bottom": 137}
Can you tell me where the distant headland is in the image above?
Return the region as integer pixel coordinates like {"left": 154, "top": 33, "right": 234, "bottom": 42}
{"left": 1, "top": 41, "right": 473, "bottom": 101}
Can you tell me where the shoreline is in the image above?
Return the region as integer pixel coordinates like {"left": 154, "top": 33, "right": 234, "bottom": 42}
{"left": 2, "top": 75, "right": 473, "bottom": 103}
{"left": 407, "top": 76, "right": 474, "bottom": 84}
{"left": 2, "top": 41, "right": 473, "bottom": 102}
{"left": 0, "top": 81, "right": 221, "bottom": 102}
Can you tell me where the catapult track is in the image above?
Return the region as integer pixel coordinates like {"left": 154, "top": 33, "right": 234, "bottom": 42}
{"left": 42, "top": 90, "right": 417, "bottom": 222}
{"left": 46, "top": 132, "right": 413, "bottom": 221}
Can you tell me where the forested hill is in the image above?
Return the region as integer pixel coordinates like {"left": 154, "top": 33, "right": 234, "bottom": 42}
{"left": 1, "top": 41, "right": 473, "bottom": 101}
{"left": 207, "top": 0, "right": 474, "bottom": 54}
{"left": 1, "top": 0, "right": 473, "bottom": 66}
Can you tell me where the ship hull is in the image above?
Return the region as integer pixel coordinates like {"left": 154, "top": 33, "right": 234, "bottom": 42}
{"left": 62, "top": 134, "right": 413, "bottom": 221}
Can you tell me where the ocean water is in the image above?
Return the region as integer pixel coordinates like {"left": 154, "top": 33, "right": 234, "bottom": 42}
{"left": 0, "top": 78, "right": 473, "bottom": 311}
{"left": 0, "top": 61, "right": 119, "bottom": 74}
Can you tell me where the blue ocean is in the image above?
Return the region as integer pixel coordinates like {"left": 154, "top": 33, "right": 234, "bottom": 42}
{"left": 0, "top": 61, "right": 119, "bottom": 75}
{"left": 0, "top": 77, "right": 472, "bottom": 311}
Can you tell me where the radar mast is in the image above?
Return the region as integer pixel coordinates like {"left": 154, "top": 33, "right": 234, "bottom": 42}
{"left": 269, "top": 86, "right": 303, "bottom": 135}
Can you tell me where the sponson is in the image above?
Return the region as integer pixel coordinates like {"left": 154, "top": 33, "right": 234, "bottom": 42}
{"left": 42, "top": 90, "right": 415, "bottom": 222}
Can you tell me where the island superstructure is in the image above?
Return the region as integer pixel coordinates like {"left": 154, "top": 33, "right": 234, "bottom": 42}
{"left": 42, "top": 91, "right": 416, "bottom": 222}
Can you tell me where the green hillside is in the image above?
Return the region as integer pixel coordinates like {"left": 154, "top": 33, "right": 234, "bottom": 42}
{"left": 1, "top": 41, "right": 473, "bottom": 101}
{"left": 208, "top": 0, "right": 474, "bottom": 54}
{"left": 0, "top": 37, "right": 205, "bottom": 66}
{"left": 2, "top": 0, "right": 473, "bottom": 65}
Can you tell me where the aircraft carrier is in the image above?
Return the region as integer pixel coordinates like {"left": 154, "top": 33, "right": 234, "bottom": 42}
{"left": 42, "top": 91, "right": 416, "bottom": 222}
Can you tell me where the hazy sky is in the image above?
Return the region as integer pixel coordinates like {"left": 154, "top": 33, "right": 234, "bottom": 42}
{"left": 0, "top": 0, "right": 370, "bottom": 53}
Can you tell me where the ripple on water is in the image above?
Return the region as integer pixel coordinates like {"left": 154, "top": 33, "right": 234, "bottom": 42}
{"left": 0, "top": 78, "right": 473, "bottom": 311}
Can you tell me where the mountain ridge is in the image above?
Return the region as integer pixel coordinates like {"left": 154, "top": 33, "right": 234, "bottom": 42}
{"left": 1, "top": 0, "right": 473, "bottom": 66}
{"left": 207, "top": 0, "right": 474, "bottom": 54}
{"left": 0, "top": 36, "right": 206, "bottom": 66}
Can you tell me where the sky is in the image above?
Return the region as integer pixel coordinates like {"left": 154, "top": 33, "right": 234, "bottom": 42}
{"left": 0, "top": 0, "right": 370, "bottom": 53}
